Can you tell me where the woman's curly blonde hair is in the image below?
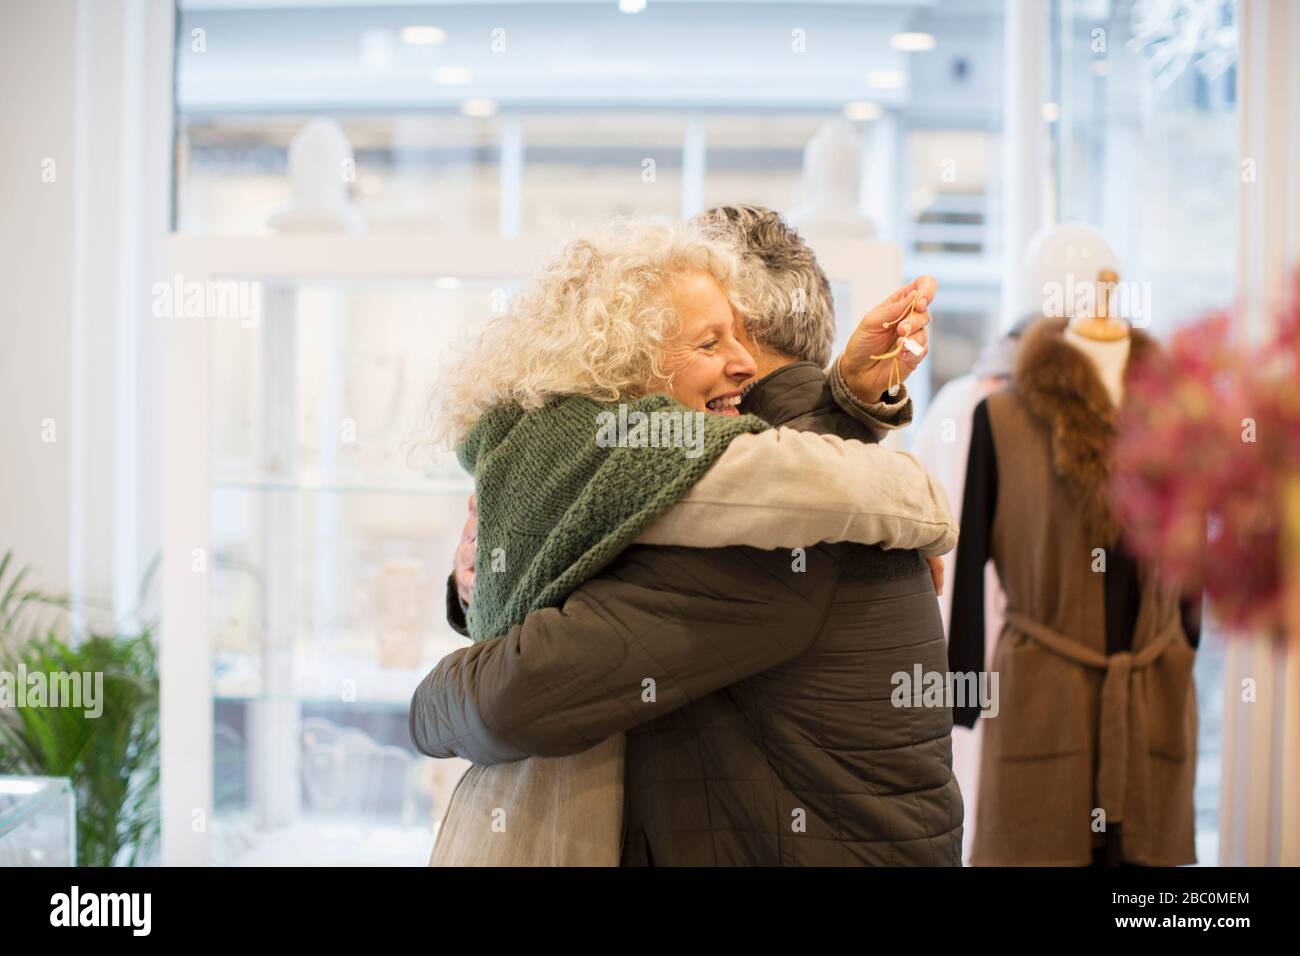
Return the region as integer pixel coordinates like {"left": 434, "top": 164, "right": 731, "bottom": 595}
{"left": 434, "top": 220, "right": 752, "bottom": 449}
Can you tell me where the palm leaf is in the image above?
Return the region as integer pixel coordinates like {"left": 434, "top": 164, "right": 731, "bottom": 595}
{"left": 0, "top": 551, "right": 161, "bottom": 866}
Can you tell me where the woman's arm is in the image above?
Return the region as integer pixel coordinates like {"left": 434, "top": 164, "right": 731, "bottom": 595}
{"left": 635, "top": 427, "right": 957, "bottom": 556}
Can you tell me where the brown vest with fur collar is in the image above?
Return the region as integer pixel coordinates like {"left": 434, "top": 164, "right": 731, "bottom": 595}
{"left": 973, "top": 318, "right": 1197, "bottom": 866}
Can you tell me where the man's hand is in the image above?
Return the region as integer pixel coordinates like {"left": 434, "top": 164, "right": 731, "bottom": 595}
{"left": 838, "top": 276, "right": 937, "bottom": 402}
{"left": 453, "top": 495, "right": 477, "bottom": 606}
{"left": 926, "top": 555, "right": 945, "bottom": 597}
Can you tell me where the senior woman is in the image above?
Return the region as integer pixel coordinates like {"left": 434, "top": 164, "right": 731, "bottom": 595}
{"left": 419, "top": 220, "right": 959, "bottom": 865}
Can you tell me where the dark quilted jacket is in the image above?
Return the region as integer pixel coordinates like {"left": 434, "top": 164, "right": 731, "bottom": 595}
{"left": 413, "top": 363, "right": 964, "bottom": 865}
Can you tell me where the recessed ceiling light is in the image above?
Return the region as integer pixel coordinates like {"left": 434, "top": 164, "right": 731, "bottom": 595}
{"left": 619, "top": 0, "right": 647, "bottom": 13}
{"left": 865, "top": 70, "right": 906, "bottom": 90}
{"left": 1042, "top": 101, "right": 1061, "bottom": 122}
{"left": 843, "top": 101, "right": 882, "bottom": 121}
{"left": 433, "top": 66, "right": 473, "bottom": 85}
{"left": 890, "top": 32, "right": 936, "bottom": 52}
{"left": 460, "top": 98, "right": 498, "bottom": 118}
{"left": 401, "top": 25, "right": 446, "bottom": 46}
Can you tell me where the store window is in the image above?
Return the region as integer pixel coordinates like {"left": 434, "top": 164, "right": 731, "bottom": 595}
{"left": 178, "top": 114, "right": 502, "bottom": 235}
{"left": 1054, "top": 0, "right": 1238, "bottom": 333}
{"left": 700, "top": 115, "right": 822, "bottom": 218}
{"left": 1053, "top": 0, "right": 1239, "bottom": 865}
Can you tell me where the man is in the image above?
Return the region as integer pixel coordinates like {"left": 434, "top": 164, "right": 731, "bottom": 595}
{"left": 411, "top": 205, "right": 962, "bottom": 865}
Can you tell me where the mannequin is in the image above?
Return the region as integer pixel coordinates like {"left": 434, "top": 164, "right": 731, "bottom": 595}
{"left": 948, "top": 268, "right": 1200, "bottom": 867}
{"left": 926, "top": 225, "right": 1123, "bottom": 865}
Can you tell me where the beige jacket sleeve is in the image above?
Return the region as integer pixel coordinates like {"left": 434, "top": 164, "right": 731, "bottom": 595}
{"left": 635, "top": 428, "right": 958, "bottom": 556}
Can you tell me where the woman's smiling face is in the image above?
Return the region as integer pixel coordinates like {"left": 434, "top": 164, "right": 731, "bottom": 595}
{"left": 660, "top": 270, "right": 757, "bottom": 416}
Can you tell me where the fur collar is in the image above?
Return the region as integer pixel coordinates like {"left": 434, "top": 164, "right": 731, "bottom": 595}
{"left": 1012, "top": 318, "right": 1157, "bottom": 544}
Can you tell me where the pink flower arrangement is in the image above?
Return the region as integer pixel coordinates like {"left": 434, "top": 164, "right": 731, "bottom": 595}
{"left": 1112, "top": 282, "right": 1300, "bottom": 634}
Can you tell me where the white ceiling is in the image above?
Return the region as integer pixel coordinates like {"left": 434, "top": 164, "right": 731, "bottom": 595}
{"left": 176, "top": 1, "right": 1002, "bottom": 112}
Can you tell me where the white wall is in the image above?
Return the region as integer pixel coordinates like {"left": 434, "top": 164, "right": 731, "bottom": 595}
{"left": 1220, "top": 0, "right": 1300, "bottom": 868}
{"left": 0, "top": 0, "right": 172, "bottom": 627}
{"left": 0, "top": 0, "right": 78, "bottom": 601}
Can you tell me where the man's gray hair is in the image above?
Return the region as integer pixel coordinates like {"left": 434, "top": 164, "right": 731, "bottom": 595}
{"left": 693, "top": 204, "right": 835, "bottom": 366}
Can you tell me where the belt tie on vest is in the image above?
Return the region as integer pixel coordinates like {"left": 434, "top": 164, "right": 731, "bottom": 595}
{"left": 1002, "top": 610, "right": 1178, "bottom": 825}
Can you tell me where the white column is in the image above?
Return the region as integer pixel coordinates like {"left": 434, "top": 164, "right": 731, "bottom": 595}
{"left": 1219, "top": 0, "right": 1300, "bottom": 867}
{"left": 161, "top": 265, "right": 212, "bottom": 866}
{"left": 250, "top": 287, "right": 301, "bottom": 833}
{"left": 1000, "top": 0, "right": 1051, "bottom": 331}
{"left": 680, "top": 120, "right": 706, "bottom": 220}
{"left": 498, "top": 119, "right": 523, "bottom": 239}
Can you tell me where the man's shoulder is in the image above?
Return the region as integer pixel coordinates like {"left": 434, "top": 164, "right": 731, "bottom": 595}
{"left": 593, "top": 541, "right": 840, "bottom": 602}
{"left": 744, "top": 363, "right": 879, "bottom": 442}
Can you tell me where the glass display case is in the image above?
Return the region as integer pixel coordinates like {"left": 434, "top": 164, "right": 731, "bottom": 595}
{"left": 161, "top": 236, "right": 554, "bottom": 865}
{"left": 207, "top": 276, "right": 495, "bottom": 865}
{"left": 0, "top": 776, "right": 76, "bottom": 866}
{"left": 161, "top": 234, "right": 899, "bottom": 865}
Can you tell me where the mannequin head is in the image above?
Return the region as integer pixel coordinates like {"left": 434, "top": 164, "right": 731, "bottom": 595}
{"left": 1020, "top": 223, "right": 1122, "bottom": 326}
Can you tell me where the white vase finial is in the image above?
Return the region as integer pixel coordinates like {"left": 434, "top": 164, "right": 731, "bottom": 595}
{"left": 788, "top": 120, "right": 875, "bottom": 238}
{"left": 268, "top": 119, "right": 365, "bottom": 234}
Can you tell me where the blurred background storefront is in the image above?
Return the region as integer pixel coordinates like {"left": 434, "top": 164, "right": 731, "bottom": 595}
{"left": 3, "top": 0, "right": 1295, "bottom": 868}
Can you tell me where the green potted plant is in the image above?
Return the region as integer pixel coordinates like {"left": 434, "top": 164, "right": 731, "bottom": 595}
{"left": 0, "top": 551, "right": 160, "bottom": 866}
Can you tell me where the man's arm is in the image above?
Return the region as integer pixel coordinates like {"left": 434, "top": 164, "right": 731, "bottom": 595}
{"left": 828, "top": 357, "right": 913, "bottom": 434}
{"left": 829, "top": 276, "right": 937, "bottom": 433}
{"left": 410, "top": 543, "right": 839, "bottom": 765}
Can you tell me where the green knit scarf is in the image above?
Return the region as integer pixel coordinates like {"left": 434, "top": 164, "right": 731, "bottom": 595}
{"left": 457, "top": 394, "right": 768, "bottom": 643}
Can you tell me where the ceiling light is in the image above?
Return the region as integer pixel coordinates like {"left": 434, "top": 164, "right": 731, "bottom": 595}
{"left": 460, "top": 98, "right": 498, "bottom": 118}
{"left": 401, "top": 25, "right": 446, "bottom": 46}
{"left": 865, "top": 70, "right": 906, "bottom": 90}
{"left": 890, "top": 32, "right": 936, "bottom": 52}
{"left": 435, "top": 277, "right": 461, "bottom": 291}
{"left": 1042, "top": 101, "right": 1061, "bottom": 122}
{"left": 619, "top": 0, "right": 647, "bottom": 13}
{"left": 843, "top": 101, "right": 882, "bottom": 122}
